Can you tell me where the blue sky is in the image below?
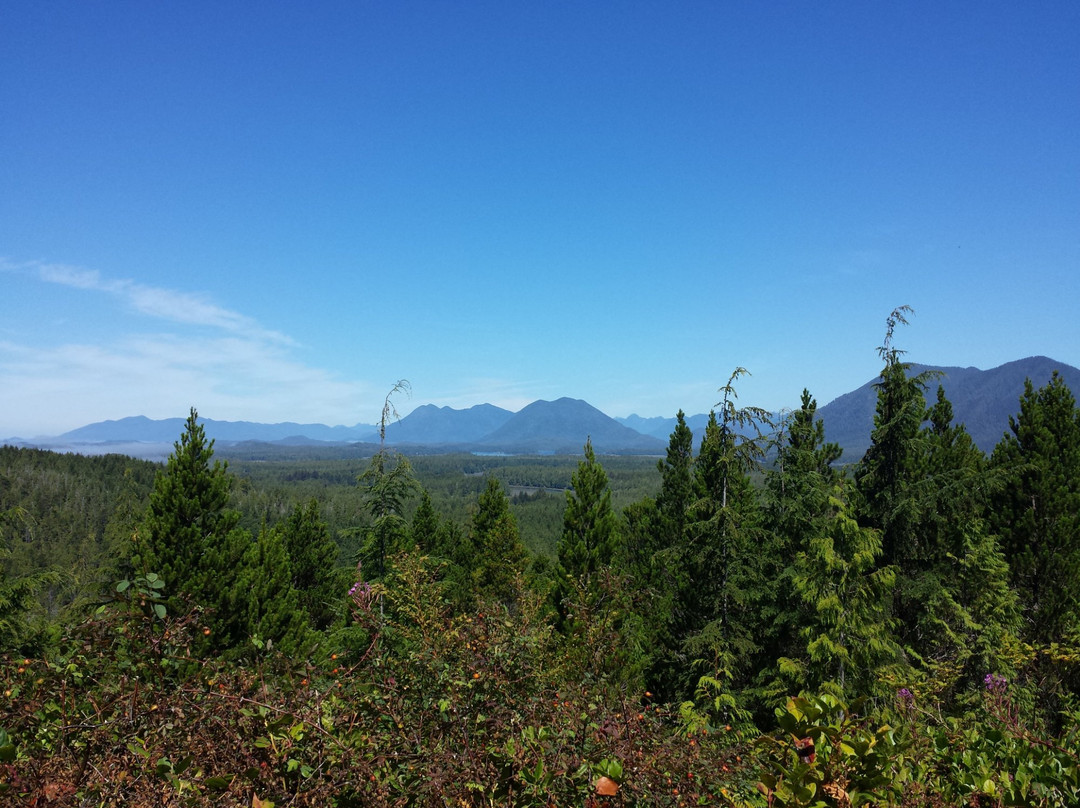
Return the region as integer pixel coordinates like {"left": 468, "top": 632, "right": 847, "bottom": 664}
{"left": 2, "top": 1, "right": 1078, "bottom": 437}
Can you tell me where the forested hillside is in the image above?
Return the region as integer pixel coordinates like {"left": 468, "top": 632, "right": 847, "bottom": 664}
{"left": 3, "top": 317, "right": 1080, "bottom": 806}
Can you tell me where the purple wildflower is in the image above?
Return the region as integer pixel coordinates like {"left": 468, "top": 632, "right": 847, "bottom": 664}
{"left": 348, "top": 578, "right": 379, "bottom": 618}
{"left": 983, "top": 673, "right": 1007, "bottom": 692}
{"left": 349, "top": 581, "right": 372, "bottom": 598}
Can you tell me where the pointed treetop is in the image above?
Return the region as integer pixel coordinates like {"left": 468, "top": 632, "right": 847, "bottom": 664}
{"left": 878, "top": 305, "right": 914, "bottom": 364}
{"left": 377, "top": 380, "right": 412, "bottom": 444}
{"left": 714, "top": 367, "right": 773, "bottom": 440}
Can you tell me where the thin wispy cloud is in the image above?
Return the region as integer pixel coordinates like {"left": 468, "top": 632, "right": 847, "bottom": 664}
{"left": 18, "top": 260, "right": 295, "bottom": 345}
{"left": 0, "top": 261, "right": 373, "bottom": 435}
{"left": 0, "top": 259, "right": 572, "bottom": 435}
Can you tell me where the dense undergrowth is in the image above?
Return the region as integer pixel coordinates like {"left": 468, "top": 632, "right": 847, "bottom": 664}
{"left": 3, "top": 555, "right": 750, "bottom": 806}
{"left": 3, "top": 551, "right": 1079, "bottom": 806}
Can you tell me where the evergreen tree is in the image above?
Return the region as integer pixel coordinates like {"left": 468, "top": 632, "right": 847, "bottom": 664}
{"left": 0, "top": 506, "right": 60, "bottom": 653}
{"left": 766, "top": 391, "right": 900, "bottom": 700}
{"left": 408, "top": 490, "right": 477, "bottom": 608}
{"left": 431, "top": 518, "right": 477, "bottom": 610}
{"left": 655, "top": 411, "right": 695, "bottom": 552}
{"left": 190, "top": 521, "right": 252, "bottom": 651}
{"left": 135, "top": 408, "right": 306, "bottom": 654}
{"left": 139, "top": 408, "right": 244, "bottom": 610}
{"left": 760, "top": 390, "right": 843, "bottom": 703}
{"left": 470, "top": 476, "right": 527, "bottom": 606}
{"left": 951, "top": 518, "right": 1021, "bottom": 681}
{"left": 907, "top": 386, "right": 1018, "bottom": 680}
{"left": 239, "top": 523, "right": 311, "bottom": 656}
{"left": 990, "top": 371, "right": 1080, "bottom": 644}
{"left": 557, "top": 438, "right": 620, "bottom": 584}
{"left": 855, "top": 307, "right": 934, "bottom": 568}
{"left": 766, "top": 389, "right": 842, "bottom": 568}
{"left": 357, "top": 450, "right": 418, "bottom": 576}
{"left": 918, "top": 385, "right": 990, "bottom": 569}
{"left": 409, "top": 490, "right": 441, "bottom": 553}
{"left": 620, "top": 496, "right": 658, "bottom": 582}
{"left": 854, "top": 311, "right": 1018, "bottom": 686}
{"left": 622, "top": 413, "right": 695, "bottom": 680}
{"left": 853, "top": 311, "right": 938, "bottom": 657}
{"left": 357, "top": 382, "right": 419, "bottom": 579}
{"left": 679, "top": 370, "right": 771, "bottom": 697}
{"left": 552, "top": 439, "right": 622, "bottom": 642}
{"left": 281, "top": 499, "right": 343, "bottom": 632}
{"left": 789, "top": 485, "right": 901, "bottom": 698}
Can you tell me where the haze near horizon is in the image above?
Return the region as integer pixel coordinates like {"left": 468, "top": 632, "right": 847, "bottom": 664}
{"left": 2, "top": 2, "right": 1078, "bottom": 437}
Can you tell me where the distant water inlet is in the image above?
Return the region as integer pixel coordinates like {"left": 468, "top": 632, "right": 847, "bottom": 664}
{"left": 508, "top": 484, "right": 568, "bottom": 496}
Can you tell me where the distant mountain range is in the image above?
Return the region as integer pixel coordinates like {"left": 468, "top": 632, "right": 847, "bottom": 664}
{"left": 383, "top": 403, "right": 512, "bottom": 445}
{"left": 817, "top": 356, "right": 1080, "bottom": 459}
{"left": 474, "top": 398, "right": 662, "bottom": 454}
{"left": 615, "top": 356, "right": 1080, "bottom": 459}
{"left": 4, "top": 356, "right": 1078, "bottom": 461}
{"left": 56, "top": 415, "right": 378, "bottom": 445}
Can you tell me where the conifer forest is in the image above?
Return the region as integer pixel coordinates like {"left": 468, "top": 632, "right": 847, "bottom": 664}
{"left": 3, "top": 315, "right": 1080, "bottom": 806}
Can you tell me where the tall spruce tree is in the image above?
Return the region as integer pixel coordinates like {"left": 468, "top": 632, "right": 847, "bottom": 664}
{"left": 853, "top": 309, "right": 935, "bottom": 658}
{"left": 766, "top": 392, "right": 901, "bottom": 701}
{"left": 655, "top": 411, "right": 695, "bottom": 553}
{"left": 555, "top": 441, "right": 647, "bottom": 688}
{"left": 950, "top": 518, "right": 1020, "bottom": 683}
{"left": 790, "top": 485, "right": 901, "bottom": 698}
{"left": 431, "top": 518, "right": 477, "bottom": 610}
{"left": 679, "top": 370, "right": 771, "bottom": 697}
{"left": 621, "top": 413, "right": 695, "bottom": 700}
{"left": 767, "top": 390, "right": 842, "bottom": 549}
{"left": 855, "top": 307, "right": 934, "bottom": 568}
{"left": 854, "top": 311, "right": 1018, "bottom": 685}
{"left": 909, "top": 386, "right": 1018, "bottom": 680}
{"left": 409, "top": 490, "right": 441, "bottom": 553}
{"left": 357, "top": 382, "right": 419, "bottom": 579}
{"left": 1, "top": 506, "right": 60, "bottom": 653}
{"left": 557, "top": 438, "right": 620, "bottom": 585}
{"left": 990, "top": 371, "right": 1080, "bottom": 644}
{"left": 140, "top": 408, "right": 244, "bottom": 609}
{"left": 138, "top": 408, "right": 291, "bottom": 654}
{"left": 470, "top": 476, "right": 527, "bottom": 606}
{"left": 239, "top": 523, "right": 312, "bottom": 656}
{"left": 760, "top": 390, "right": 844, "bottom": 701}
{"left": 281, "top": 499, "right": 343, "bottom": 632}
{"left": 554, "top": 439, "right": 621, "bottom": 635}
{"left": 191, "top": 521, "right": 253, "bottom": 652}
{"left": 410, "top": 490, "right": 477, "bottom": 609}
